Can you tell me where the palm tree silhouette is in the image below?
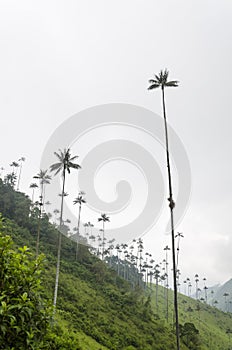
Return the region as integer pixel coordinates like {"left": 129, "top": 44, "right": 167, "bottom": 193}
{"left": 16, "top": 157, "right": 25, "bottom": 191}
{"left": 148, "top": 69, "right": 180, "bottom": 349}
{"left": 164, "top": 245, "right": 170, "bottom": 321}
{"left": 195, "top": 274, "right": 199, "bottom": 300}
{"left": 50, "top": 148, "right": 81, "bottom": 308}
{"left": 175, "top": 232, "right": 184, "bottom": 268}
{"left": 10, "top": 161, "right": 19, "bottom": 188}
{"left": 73, "top": 191, "right": 86, "bottom": 259}
{"left": 98, "top": 213, "right": 110, "bottom": 260}
{"left": 10, "top": 161, "right": 19, "bottom": 175}
{"left": 29, "top": 183, "right": 38, "bottom": 202}
{"left": 33, "top": 169, "right": 51, "bottom": 256}
{"left": 223, "top": 293, "right": 229, "bottom": 312}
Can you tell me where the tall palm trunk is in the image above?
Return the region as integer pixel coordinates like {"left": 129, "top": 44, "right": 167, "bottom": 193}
{"left": 162, "top": 87, "right": 180, "bottom": 348}
{"left": 156, "top": 275, "right": 159, "bottom": 312}
{"left": 36, "top": 183, "right": 43, "bottom": 257}
{"left": 17, "top": 162, "right": 23, "bottom": 191}
{"left": 102, "top": 221, "right": 105, "bottom": 260}
{"left": 53, "top": 169, "right": 66, "bottom": 308}
{"left": 76, "top": 204, "right": 81, "bottom": 260}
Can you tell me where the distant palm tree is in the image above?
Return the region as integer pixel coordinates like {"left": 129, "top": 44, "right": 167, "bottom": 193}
{"left": 98, "top": 213, "right": 110, "bottom": 260}
{"left": 154, "top": 264, "right": 160, "bottom": 312}
{"left": 10, "top": 161, "right": 19, "bottom": 188}
{"left": 73, "top": 191, "right": 86, "bottom": 259}
{"left": 29, "top": 183, "right": 38, "bottom": 202}
{"left": 17, "top": 157, "right": 26, "bottom": 190}
{"left": 223, "top": 293, "right": 229, "bottom": 312}
{"left": 10, "top": 161, "right": 19, "bottom": 175}
{"left": 183, "top": 280, "right": 187, "bottom": 295}
{"left": 164, "top": 245, "right": 170, "bottom": 321}
{"left": 33, "top": 169, "right": 51, "bottom": 256}
{"left": 50, "top": 148, "right": 81, "bottom": 308}
{"left": 175, "top": 232, "right": 184, "bottom": 268}
{"left": 148, "top": 69, "right": 180, "bottom": 349}
{"left": 53, "top": 209, "right": 60, "bottom": 225}
{"left": 204, "top": 286, "right": 208, "bottom": 304}
{"left": 195, "top": 274, "right": 199, "bottom": 300}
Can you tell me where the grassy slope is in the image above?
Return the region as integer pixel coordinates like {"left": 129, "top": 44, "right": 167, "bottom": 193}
{"left": 1, "top": 182, "right": 232, "bottom": 349}
{"left": 6, "top": 214, "right": 232, "bottom": 350}
{"left": 149, "top": 284, "right": 232, "bottom": 349}
{"left": 3, "top": 217, "right": 181, "bottom": 350}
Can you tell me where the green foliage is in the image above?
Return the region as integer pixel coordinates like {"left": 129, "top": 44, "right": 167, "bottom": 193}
{"left": 0, "top": 179, "right": 31, "bottom": 227}
{"left": 0, "top": 217, "right": 52, "bottom": 349}
{"left": 180, "top": 323, "right": 200, "bottom": 349}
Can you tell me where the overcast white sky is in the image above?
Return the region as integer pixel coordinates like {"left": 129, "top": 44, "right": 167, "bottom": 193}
{"left": 0, "top": 0, "right": 232, "bottom": 288}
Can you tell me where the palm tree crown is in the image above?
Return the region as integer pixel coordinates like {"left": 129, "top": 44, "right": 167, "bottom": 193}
{"left": 33, "top": 169, "right": 51, "bottom": 186}
{"left": 73, "top": 192, "right": 86, "bottom": 206}
{"left": 50, "top": 148, "right": 81, "bottom": 176}
{"left": 148, "top": 69, "right": 179, "bottom": 91}
{"left": 98, "top": 213, "right": 110, "bottom": 223}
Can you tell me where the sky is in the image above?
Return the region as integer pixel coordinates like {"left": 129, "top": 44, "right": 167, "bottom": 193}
{"left": 0, "top": 0, "right": 232, "bottom": 289}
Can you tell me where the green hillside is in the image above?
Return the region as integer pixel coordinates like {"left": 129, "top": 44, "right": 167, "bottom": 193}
{"left": 1, "top": 179, "right": 232, "bottom": 349}
{"left": 150, "top": 284, "right": 232, "bottom": 349}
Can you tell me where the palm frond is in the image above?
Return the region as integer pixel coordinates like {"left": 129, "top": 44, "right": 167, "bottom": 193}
{"left": 163, "top": 69, "right": 169, "bottom": 81}
{"left": 147, "top": 83, "right": 160, "bottom": 90}
{"left": 69, "top": 162, "right": 81, "bottom": 170}
{"left": 70, "top": 155, "right": 79, "bottom": 162}
{"left": 54, "top": 151, "right": 64, "bottom": 162}
{"left": 50, "top": 163, "right": 62, "bottom": 172}
{"left": 165, "top": 80, "right": 179, "bottom": 87}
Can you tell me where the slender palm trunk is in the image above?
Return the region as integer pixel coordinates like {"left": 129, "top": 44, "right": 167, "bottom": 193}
{"left": 17, "top": 162, "right": 23, "bottom": 191}
{"left": 156, "top": 277, "right": 159, "bottom": 312}
{"left": 102, "top": 221, "right": 105, "bottom": 260}
{"left": 162, "top": 87, "right": 180, "bottom": 349}
{"left": 165, "top": 253, "right": 169, "bottom": 322}
{"left": 53, "top": 169, "right": 66, "bottom": 308}
{"left": 42, "top": 185, "right": 46, "bottom": 211}
{"left": 76, "top": 204, "right": 81, "bottom": 260}
{"left": 31, "top": 188, "right": 35, "bottom": 202}
{"left": 36, "top": 183, "right": 44, "bottom": 257}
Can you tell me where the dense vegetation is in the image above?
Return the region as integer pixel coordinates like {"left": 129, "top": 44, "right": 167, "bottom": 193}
{"left": 1, "top": 179, "right": 232, "bottom": 349}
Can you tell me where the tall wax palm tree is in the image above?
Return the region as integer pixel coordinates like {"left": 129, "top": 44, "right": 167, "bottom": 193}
{"left": 98, "top": 213, "right": 110, "bottom": 260}
{"left": 10, "top": 161, "right": 19, "bottom": 188}
{"left": 195, "top": 274, "right": 199, "bottom": 299}
{"left": 50, "top": 148, "right": 81, "bottom": 308}
{"left": 154, "top": 264, "right": 160, "bottom": 312}
{"left": 175, "top": 232, "right": 184, "bottom": 269}
{"left": 223, "top": 293, "right": 229, "bottom": 312}
{"left": 73, "top": 191, "right": 86, "bottom": 259}
{"left": 10, "top": 161, "right": 19, "bottom": 175}
{"left": 53, "top": 209, "right": 60, "bottom": 225}
{"left": 164, "top": 245, "right": 170, "bottom": 322}
{"left": 204, "top": 286, "right": 208, "bottom": 304}
{"left": 148, "top": 69, "right": 180, "bottom": 349}
{"left": 33, "top": 169, "right": 51, "bottom": 256}
{"left": 17, "top": 157, "right": 26, "bottom": 191}
{"left": 29, "top": 183, "right": 38, "bottom": 202}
